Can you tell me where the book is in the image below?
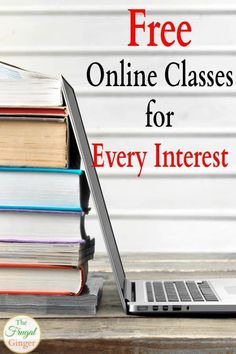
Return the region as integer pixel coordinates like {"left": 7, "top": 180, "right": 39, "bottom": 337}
{"left": 0, "top": 277, "right": 103, "bottom": 316}
{"left": 0, "top": 238, "right": 95, "bottom": 267}
{"left": 0, "top": 118, "right": 68, "bottom": 168}
{"left": 0, "top": 61, "right": 95, "bottom": 301}
{"left": 0, "top": 167, "right": 90, "bottom": 209}
{"left": 0, "top": 107, "right": 67, "bottom": 117}
{"left": 0, "top": 61, "right": 62, "bottom": 107}
{"left": 0, "top": 208, "right": 87, "bottom": 243}
{"left": 0, "top": 264, "right": 86, "bottom": 295}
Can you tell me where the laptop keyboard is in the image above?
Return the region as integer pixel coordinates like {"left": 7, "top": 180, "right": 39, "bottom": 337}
{"left": 145, "top": 281, "right": 218, "bottom": 302}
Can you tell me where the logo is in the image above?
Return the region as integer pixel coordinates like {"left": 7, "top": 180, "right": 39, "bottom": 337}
{"left": 3, "top": 315, "right": 41, "bottom": 353}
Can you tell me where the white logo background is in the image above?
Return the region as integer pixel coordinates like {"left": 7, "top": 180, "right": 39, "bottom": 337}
{"left": 3, "top": 315, "right": 41, "bottom": 353}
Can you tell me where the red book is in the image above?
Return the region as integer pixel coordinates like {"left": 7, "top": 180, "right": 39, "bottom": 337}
{"left": 0, "top": 106, "right": 67, "bottom": 117}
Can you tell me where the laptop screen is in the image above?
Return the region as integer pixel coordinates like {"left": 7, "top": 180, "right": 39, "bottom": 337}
{"left": 62, "top": 77, "right": 127, "bottom": 309}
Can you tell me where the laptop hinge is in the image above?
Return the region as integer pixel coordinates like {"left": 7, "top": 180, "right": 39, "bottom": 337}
{"left": 125, "top": 280, "right": 136, "bottom": 302}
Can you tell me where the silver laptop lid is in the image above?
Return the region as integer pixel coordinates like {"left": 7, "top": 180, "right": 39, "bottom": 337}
{"left": 62, "top": 77, "right": 127, "bottom": 310}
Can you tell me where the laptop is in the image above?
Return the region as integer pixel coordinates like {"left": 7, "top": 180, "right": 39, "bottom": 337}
{"left": 62, "top": 76, "right": 236, "bottom": 315}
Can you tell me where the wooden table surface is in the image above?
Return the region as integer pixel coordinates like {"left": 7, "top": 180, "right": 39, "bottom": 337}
{"left": 1, "top": 253, "right": 236, "bottom": 354}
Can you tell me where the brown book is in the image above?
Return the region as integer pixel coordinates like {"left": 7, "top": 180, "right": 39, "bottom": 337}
{"left": 0, "top": 118, "right": 68, "bottom": 167}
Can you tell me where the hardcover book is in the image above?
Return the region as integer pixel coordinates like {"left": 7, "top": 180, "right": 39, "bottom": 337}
{"left": 0, "top": 264, "right": 87, "bottom": 295}
{"left": 0, "top": 277, "right": 103, "bottom": 316}
{"left": 0, "top": 167, "right": 90, "bottom": 209}
{"left": 0, "top": 208, "right": 88, "bottom": 243}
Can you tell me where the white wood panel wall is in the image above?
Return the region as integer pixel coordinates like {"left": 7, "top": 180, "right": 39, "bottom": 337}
{"left": 1, "top": 0, "right": 236, "bottom": 252}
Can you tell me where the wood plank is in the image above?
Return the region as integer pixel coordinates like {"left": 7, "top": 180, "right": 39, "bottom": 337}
{"left": 0, "top": 253, "right": 235, "bottom": 353}
{"left": 2, "top": 55, "right": 236, "bottom": 88}
{"left": 86, "top": 178, "right": 236, "bottom": 210}
{"left": 1, "top": 338, "right": 236, "bottom": 354}
{"left": 90, "top": 253, "right": 236, "bottom": 272}
{"left": 87, "top": 218, "right": 236, "bottom": 252}
{"left": 88, "top": 135, "right": 236, "bottom": 169}
{"left": 86, "top": 218, "right": 236, "bottom": 253}
{"left": 0, "top": 14, "right": 235, "bottom": 46}
{"left": 1, "top": 316, "right": 236, "bottom": 353}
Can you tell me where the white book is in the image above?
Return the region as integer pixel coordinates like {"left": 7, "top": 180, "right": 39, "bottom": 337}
{"left": 0, "top": 167, "right": 89, "bottom": 209}
{"left": 0, "top": 210, "right": 86, "bottom": 243}
{"left": 0, "top": 61, "right": 62, "bottom": 107}
{"left": 0, "top": 266, "right": 85, "bottom": 295}
{"left": 0, "top": 238, "right": 95, "bottom": 267}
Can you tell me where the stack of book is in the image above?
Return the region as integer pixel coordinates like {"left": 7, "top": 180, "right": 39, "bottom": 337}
{"left": 0, "top": 62, "right": 95, "bottom": 303}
